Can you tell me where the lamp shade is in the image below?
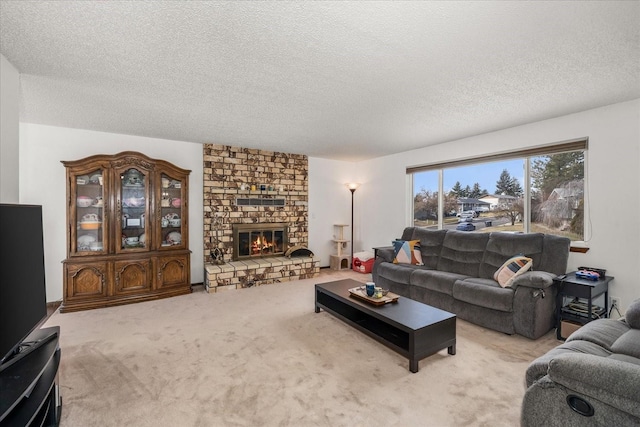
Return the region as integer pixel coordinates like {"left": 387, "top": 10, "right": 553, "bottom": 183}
{"left": 345, "top": 183, "right": 360, "bottom": 191}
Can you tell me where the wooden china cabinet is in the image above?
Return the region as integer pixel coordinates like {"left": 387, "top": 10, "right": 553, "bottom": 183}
{"left": 61, "top": 151, "right": 191, "bottom": 312}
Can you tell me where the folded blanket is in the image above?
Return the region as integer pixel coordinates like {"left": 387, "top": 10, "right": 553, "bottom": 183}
{"left": 353, "top": 251, "right": 374, "bottom": 261}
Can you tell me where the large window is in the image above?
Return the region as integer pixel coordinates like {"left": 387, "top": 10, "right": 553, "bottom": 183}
{"left": 410, "top": 140, "right": 586, "bottom": 241}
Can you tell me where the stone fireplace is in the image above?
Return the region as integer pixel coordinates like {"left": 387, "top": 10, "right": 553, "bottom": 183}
{"left": 202, "top": 144, "right": 319, "bottom": 291}
{"left": 232, "top": 223, "right": 288, "bottom": 261}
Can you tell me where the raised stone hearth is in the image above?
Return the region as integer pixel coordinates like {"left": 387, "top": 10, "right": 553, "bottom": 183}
{"left": 204, "top": 256, "right": 319, "bottom": 292}
{"left": 203, "top": 144, "right": 319, "bottom": 290}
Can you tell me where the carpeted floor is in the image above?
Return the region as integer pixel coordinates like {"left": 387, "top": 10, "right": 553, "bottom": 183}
{"left": 44, "top": 269, "right": 559, "bottom": 426}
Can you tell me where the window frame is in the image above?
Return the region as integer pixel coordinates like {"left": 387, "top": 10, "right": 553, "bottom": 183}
{"left": 407, "top": 138, "right": 588, "bottom": 246}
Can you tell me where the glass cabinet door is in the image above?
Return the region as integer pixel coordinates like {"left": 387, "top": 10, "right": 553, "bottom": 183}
{"left": 117, "top": 167, "right": 150, "bottom": 253}
{"left": 74, "top": 169, "right": 106, "bottom": 255}
{"left": 158, "top": 173, "right": 185, "bottom": 249}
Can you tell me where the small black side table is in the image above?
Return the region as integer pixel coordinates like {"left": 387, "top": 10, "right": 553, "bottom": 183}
{"left": 554, "top": 272, "right": 614, "bottom": 340}
{"left": 372, "top": 246, "right": 394, "bottom": 258}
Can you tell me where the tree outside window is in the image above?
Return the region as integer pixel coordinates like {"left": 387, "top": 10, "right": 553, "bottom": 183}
{"left": 413, "top": 170, "right": 439, "bottom": 230}
{"left": 531, "top": 152, "right": 584, "bottom": 240}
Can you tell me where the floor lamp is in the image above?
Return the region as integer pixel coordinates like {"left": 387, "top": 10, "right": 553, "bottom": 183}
{"left": 345, "top": 183, "right": 360, "bottom": 268}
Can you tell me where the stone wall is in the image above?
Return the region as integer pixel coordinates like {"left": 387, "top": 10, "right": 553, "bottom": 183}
{"left": 202, "top": 144, "right": 317, "bottom": 290}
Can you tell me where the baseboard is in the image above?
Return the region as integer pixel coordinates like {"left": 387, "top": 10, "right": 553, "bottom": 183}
{"left": 46, "top": 301, "right": 62, "bottom": 318}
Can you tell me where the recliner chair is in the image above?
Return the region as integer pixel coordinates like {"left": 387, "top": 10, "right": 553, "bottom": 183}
{"left": 521, "top": 298, "right": 640, "bottom": 426}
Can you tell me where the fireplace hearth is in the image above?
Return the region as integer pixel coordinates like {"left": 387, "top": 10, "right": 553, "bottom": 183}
{"left": 232, "top": 223, "right": 288, "bottom": 261}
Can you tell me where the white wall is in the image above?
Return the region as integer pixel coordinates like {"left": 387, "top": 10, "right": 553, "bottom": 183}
{"left": 308, "top": 157, "right": 362, "bottom": 266}
{"left": 357, "top": 99, "right": 640, "bottom": 313}
{"left": 19, "top": 123, "right": 204, "bottom": 303}
{"left": 0, "top": 54, "right": 20, "bottom": 203}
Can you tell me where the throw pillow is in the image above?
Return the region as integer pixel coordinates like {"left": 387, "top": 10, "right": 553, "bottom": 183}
{"left": 494, "top": 255, "right": 533, "bottom": 288}
{"left": 392, "top": 239, "right": 423, "bottom": 265}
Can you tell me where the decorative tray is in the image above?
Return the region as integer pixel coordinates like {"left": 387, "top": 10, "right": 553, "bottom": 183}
{"left": 348, "top": 287, "right": 400, "bottom": 306}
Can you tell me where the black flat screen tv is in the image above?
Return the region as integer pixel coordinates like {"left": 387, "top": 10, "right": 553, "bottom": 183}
{"left": 0, "top": 204, "right": 48, "bottom": 368}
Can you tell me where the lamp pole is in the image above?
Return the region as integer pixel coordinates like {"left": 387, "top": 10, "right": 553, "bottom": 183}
{"left": 346, "top": 183, "right": 360, "bottom": 269}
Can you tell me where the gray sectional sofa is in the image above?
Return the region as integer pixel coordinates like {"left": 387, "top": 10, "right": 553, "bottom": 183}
{"left": 522, "top": 298, "right": 640, "bottom": 426}
{"left": 371, "top": 227, "right": 570, "bottom": 339}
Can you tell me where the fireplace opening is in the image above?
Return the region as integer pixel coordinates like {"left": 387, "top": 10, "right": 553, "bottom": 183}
{"left": 232, "top": 223, "right": 288, "bottom": 261}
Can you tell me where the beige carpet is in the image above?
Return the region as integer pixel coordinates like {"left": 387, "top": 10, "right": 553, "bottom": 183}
{"left": 45, "top": 269, "right": 558, "bottom": 427}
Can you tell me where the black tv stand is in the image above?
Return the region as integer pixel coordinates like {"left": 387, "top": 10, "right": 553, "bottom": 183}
{"left": 0, "top": 327, "right": 61, "bottom": 426}
{"left": 1, "top": 328, "right": 58, "bottom": 373}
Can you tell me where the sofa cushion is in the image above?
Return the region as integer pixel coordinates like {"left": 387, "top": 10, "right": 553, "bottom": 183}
{"left": 410, "top": 269, "right": 468, "bottom": 295}
{"left": 525, "top": 339, "right": 614, "bottom": 386}
{"left": 566, "top": 318, "right": 630, "bottom": 351}
{"left": 493, "top": 255, "right": 533, "bottom": 287}
{"left": 610, "top": 353, "right": 640, "bottom": 366}
{"left": 400, "top": 227, "right": 416, "bottom": 241}
{"left": 480, "top": 232, "right": 543, "bottom": 279}
{"left": 611, "top": 329, "right": 640, "bottom": 359}
{"left": 437, "top": 231, "right": 489, "bottom": 276}
{"left": 377, "top": 262, "right": 428, "bottom": 284}
{"left": 453, "top": 278, "right": 514, "bottom": 312}
{"left": 392, "top": 239, "right": 423, "bottom": 265}
{"left": 539, "top": 234, "right": 571, "bottom": 275}
{"left": 410, "top": 228, "right": 447, "bottom": 269}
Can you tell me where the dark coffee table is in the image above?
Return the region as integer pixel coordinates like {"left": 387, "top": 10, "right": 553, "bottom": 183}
{"left": 315, "top": 279, "right": 456, "bottom": 373}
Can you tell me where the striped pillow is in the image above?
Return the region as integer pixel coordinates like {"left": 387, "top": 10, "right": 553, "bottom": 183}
{"left": 494, "top": 255, "right": 533, "bottom": 287}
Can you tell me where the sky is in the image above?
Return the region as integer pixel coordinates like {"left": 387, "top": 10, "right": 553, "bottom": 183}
{"left": 413, "top": 158, "right": 525, "bottom": 196}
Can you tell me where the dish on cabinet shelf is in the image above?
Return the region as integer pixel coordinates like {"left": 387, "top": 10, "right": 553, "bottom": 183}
{"left": 77, "top": 234, "right": 96, "bottom": 247}
{"left": 80, "top": 213, "right": 102, "bottom": 229}
{"left": 77, "top": 196, "right": 93, "bottom": 207}
{"left": 80, "top": 221, "right": 101, "bottom": 230}
{"left": 123, "top": 197, "right": 145, "bottom": 207}
{"left": 166, "top": 231, "right": 181, "bottom": 245}
{"left": 122, "top": 170, "right": 144, "bottom": 186}
{"left": 80, "top": 214, "right": 102, "bottom": 230}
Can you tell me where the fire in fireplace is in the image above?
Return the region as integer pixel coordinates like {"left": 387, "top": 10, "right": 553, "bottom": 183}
{"left": 232, "top": 223, "right": 288, "bottom": 261}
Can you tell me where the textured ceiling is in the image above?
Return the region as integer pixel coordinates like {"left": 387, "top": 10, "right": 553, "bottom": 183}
{"left": 1, "top": 1, "right": 639, "bottom": 161}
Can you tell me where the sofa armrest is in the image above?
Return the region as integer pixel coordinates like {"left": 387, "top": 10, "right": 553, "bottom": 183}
{"left": 510, "top": 271, "right": 555, "bottom": 289}
{"left": 376, "top": 248, "right": 395, "bottom": 263}
{"left": 547, "top": 353, "right": 640, "bottom": 418}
